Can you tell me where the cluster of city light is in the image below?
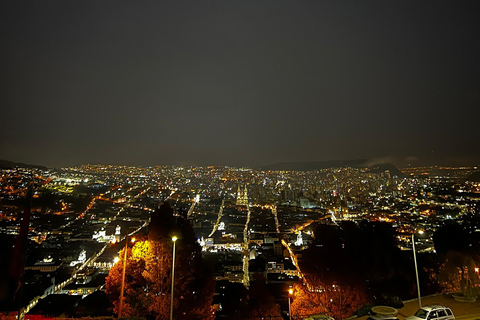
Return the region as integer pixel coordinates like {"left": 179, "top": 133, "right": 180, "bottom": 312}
{"left": 3, "top": 163, "right": 480, "bottom": 319}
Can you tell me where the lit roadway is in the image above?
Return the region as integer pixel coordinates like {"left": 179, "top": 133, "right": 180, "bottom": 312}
{"left": 242, "top": 204, "right": 251, "bottom": 288}
{"left": 208, "top": 199, "right": 224, "bottom": 237}
{"left": 112, "top": 186, "right": 151, "bottom": 219}
{"left": 281, "top": 239, "right": 303, "bottom": 278}
{"left": 271, "top": 205, "right": 280, "bottom": 233}
{"left": 20, "top": 186, "right": 151, "bottom": 319}
{"left": 291, "top": 214, "right": 332, "bottom": 233}
{"left": 59, "top": 196, "right": 98, "bottom": 229}
{"left": 283, "top": 213, "right": 335, "bottom": 292}
{"left": 187, "top": 201, "right": 196, "bottom": 218}
{"left": 187, "top": 193, "right": 200, "bottom": 218}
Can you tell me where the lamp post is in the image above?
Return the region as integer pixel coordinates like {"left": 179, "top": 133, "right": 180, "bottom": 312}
{"left": 170, "top": 236, "right": 178, "bottom": 320}
{"left": 412, "top": 230, "right": 423, "bottom": 309}
{"left": 288, "top": 288, "right": 293, "bottom": 320}
{"left": 119, "top": 236, "right": 135, "bottom": 318}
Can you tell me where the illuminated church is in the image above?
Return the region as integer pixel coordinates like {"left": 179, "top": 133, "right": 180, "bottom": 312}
{"left": 236, "top": 184, "right": 248, "bottom": 206}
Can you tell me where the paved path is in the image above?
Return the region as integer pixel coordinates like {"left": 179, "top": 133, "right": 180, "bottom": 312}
{"left": 397, "top": 294, "right": 480, "bottom": 320}
{"left": 357, "top": 295, "right": 480, "bottom": 320}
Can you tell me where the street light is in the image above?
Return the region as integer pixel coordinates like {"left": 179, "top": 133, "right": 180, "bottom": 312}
{"left": 119, "top": 236, "right": 136, "bottom": 318}
{"left": 170, "top": 236, "right": 178, "bottom": 320}
{"left": 288, "top": 288, "right": 293, "bottom": 320}
{"left": 412, "top": 230, "right": 424, "bottom": 309}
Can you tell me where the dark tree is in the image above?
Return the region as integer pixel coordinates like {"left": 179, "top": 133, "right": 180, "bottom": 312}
{"left": 433, "top": 221, "right": 469, "bottom": 254}
{"left": 239, "top": 277, "right": 283, "bottom": 320}
{"left": 300, "top": 221, "right": 416, "bottom": 302}
{"left": 106, "top": 202, "right": 215, "bottom": 320}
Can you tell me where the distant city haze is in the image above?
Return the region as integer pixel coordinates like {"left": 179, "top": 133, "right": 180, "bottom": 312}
{"left": 1, "top": 1, "right": 479, "bottom": 168}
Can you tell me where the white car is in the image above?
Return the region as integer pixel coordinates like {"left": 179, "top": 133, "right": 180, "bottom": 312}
{"left": 406, "top": 305, "right": 455, "bottom": 320}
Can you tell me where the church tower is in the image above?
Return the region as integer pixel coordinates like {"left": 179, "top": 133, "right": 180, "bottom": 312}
{"left": 236, "top": 183, "right": 248, "bottom": 206}
{"left": 115, "top": 225, "right": 121, "bottom": 242}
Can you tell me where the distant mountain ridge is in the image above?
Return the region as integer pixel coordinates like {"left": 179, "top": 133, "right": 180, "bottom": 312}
{"left": 258, "top": 160, "right": 404, "bottom": 176}
{"left": 1, "top": 158, "right": 404, "bottom": 176}
{"left": 258, "top": 159, "right": 367, "bottom": 171}
{"left": 0, "top": 159, "right": 47, "bottom": 170}
{"left": 368, "top": 163, "right": 404, "bottom": 177}
{"left": 466, "top": 171, "right": 480, "bottom": 182}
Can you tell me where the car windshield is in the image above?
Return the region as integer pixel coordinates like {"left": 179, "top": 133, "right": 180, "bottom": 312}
{"left": 414, "top": 309, "right": 429, "bottom": 319}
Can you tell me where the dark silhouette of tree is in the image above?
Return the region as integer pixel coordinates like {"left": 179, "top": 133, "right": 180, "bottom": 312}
{"left": 433, "top": 221, "right": 469, "bottom": 254}
{"left": 238, "top": 277, "right": 283, "bottom": 320}
{"left": 214, "top": 281, "right": 247, "bottom": 319}
{"left": 106, "top": 202, "right": 214, "bottom": 320}
{"left": 291, "top": 279, "right": 367, "bottom": 319}
{"left": 433, "top": 220, "right": 480, "bottom": 297}
{"left": 437, "top": 250, "right": 480, "bottom": 296}
{"left": 300, "top": 221, "right": 416, "bottom": 302}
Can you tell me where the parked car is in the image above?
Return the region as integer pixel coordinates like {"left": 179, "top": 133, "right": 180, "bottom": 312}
{"left": 406, "top": 305, "right": 455, "bottom": 320}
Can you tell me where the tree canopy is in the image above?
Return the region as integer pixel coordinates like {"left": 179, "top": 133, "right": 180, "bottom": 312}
{"left": 291, "top": 280, "right": 367, "bottom": 319}
{"left": 239, "top": 278, "right": 283, "bottom": 320}
{"left": 294, "top": 221, "right": 421, "bottom": 317}
{"left": 301, "top": 221, "right": 414, "bottom": 298}
{"left": 106, "top": 202, "right": 214, "bottom": 320}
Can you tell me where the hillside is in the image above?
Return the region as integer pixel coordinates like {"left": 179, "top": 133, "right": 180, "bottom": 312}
{"left": 258, "top": 159, "right": 368, "bottom": 171}
{"left": 0, "top": 159, "right": 48, "bottom": 170}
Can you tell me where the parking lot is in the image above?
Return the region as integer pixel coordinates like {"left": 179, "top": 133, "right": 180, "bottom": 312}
{"left": 356, "top": 294, "right": 480, "bottom": 320}
{"left": 397, "top": 294, "right": 480, "bottom": 320}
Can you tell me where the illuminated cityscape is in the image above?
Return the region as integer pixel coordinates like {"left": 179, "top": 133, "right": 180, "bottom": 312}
{"left": 2, "top": 0, "right": 479, "bottom": 319}
{"left": 1, "top": 163, "right": 479, "bottom": 319}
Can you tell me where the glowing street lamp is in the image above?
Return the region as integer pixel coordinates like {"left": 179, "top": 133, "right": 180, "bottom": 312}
{"left": 119, "top": 236, "right": 136, "bottom": 318}
{"left": 170, "top": 236, "right": 178, "bottom": 320}
{"left": 288, "top": 288, "right": 293, "bottom": 320}
{"left": 412, "top": 230, "right": 424, "bottom": 309}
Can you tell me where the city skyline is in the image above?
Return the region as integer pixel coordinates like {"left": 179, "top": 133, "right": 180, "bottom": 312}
{"left": 1, "top": 162, "right": 479, "bottom": 318}
{"left": 2, "top": 1, "right": 480, "bottom": 168}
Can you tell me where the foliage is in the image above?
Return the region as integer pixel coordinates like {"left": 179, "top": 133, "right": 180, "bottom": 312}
{"left": 291, "top": 280, "right": 367, "bottom": 319}
{"left": 433, "top": 222, "right": 470, "bottom": 254}
{"left": 433, "top": 218, "right": 480, "bottom": 254}
{"left": 300, "top": 221, "right": 416, "bottom": 300}
{"left": 438, "top": 250, "right": 480, "bottom": 298}
{"left": 239, "top": 279, "right": 283, "bottom": 320}
{"left": 355, "top": 304, "right": 374, "bottom": 317}
{"left": 106, "top": 202, "right": 215, "bottom": 320}
{"left": 215, "top": 278, "right": 282, "bottom": 320}
{"left": 214, "top": 282, "right": 248, "bottom": 318}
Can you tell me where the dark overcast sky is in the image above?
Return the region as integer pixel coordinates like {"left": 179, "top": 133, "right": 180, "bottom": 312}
{"left": 1, "top": 0, "right": 479, "bottom": 168}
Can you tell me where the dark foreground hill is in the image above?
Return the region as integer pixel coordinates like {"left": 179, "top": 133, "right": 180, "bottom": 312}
{"left": 0, "top": 159, "right": 47, "bottom": 170}
{"left": 466, "top": 171, "right": 480, "bottom": 182}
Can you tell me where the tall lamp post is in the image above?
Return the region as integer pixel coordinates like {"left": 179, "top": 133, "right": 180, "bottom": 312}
{"left": 170, "top": 236, "right": 178, "bottom": 320}
{"left": 288, "top": 288, "right": 293, "bottom": 320}
{"left": 412, "top": 230, "right": 424, "bottom": 309}
{"left": 119, "top": 236, "right": 135, "bottom": 318}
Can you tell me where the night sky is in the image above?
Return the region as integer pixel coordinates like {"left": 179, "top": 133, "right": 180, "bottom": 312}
{"left": 1, "top": 1, "right": 479, "bottom": 168}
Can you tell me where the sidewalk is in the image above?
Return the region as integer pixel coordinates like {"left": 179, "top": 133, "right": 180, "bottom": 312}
{"left": 397, "top": 294, "right": 480, "bottom": 320}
